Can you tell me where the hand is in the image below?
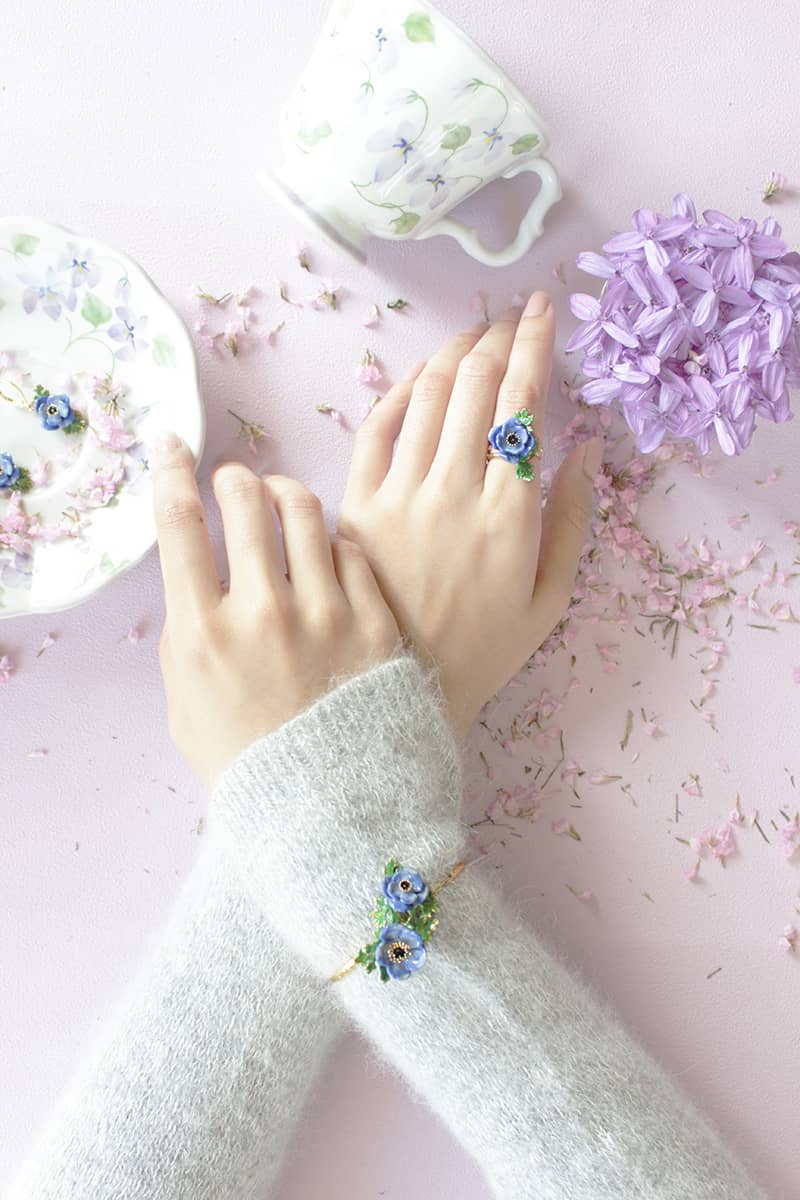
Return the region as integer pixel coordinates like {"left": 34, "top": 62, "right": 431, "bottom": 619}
{"left": 153, "top": 440, "right": 399, "bottom": 788}
{"left": 339, "top": 290, "right": 603, "bottom": 742}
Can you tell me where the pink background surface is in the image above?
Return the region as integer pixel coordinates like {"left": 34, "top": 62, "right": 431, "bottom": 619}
{"left": 2, "top": 1, "right": 799, "bottom": 1196}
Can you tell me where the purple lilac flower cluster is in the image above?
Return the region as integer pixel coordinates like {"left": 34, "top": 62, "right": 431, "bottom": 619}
{"left": 566, "top": 194, "right": 799, "bottom": 455}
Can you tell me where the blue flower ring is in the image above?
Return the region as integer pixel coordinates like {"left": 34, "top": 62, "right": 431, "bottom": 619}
{"left": 381, "top": 867, "right": 429, "bottom": 913}
{"left": 331, "top": 858, "right": 466, "bottom": 984}
{"left": 0, "top": 452, "right": 31, "bottom": 493}
{"left": 376, "top": 923, "right": 426, "bottom": 980}
{"left": 33, "top": 387, "right": 85, "bottom": 434}
{"left": 486, "top": 408, "right": 541, "bottom": 481}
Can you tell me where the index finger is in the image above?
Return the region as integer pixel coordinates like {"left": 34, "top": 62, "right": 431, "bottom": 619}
{"left": 151, "top": 431, "right": 220, "bottom": 617}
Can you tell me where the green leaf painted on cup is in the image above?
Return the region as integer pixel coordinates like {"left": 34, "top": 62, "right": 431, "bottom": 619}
{"left": 12, "top": 233, "right": 39, "bottom": 256}
{"left": 403, "top": 12, "right": 434, "bottom": 42}
{"left": 297, "top": 121, "right": 332, "bottom": 147}
{"left": 81, "top": 292, "right": 112, "bottom": 327}
{"left": 390, "top": 211, "right": 421, "bottom": 235}
{"left": 440, "top": 124, "right": 470, "bottom": 151}
{"left": 511, "top": 133, "right": 540, "bottom": 155}
{"left": 152, "top": 335, "right": 176, "bottom": 367}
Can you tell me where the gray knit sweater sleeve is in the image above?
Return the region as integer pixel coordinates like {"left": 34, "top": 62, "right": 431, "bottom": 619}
{"left": 212, "top": 652, "right": 766, "bottom": 1200}
{"left": 7, "top": 842, "right": 341, "bottom": 1200}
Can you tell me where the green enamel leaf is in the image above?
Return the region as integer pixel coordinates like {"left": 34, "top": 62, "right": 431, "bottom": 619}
{"left": 511, "top": 133, "right": 540, "bottom": 156}
{"left": 385, "top": 857, "right": 401, "bottom": 876}
{"left": 12, "top": 234, "right": 39, "bottom": 256}
{"left": 515, "top": 409, "right": 533, "bottom": 426}
{"left": 98, "top": 552, "right": 115, "bottom": 574}
{"left": 390, "top": 211, "right": 420, "bottom": 236}
{"left": 297, "top": 121, "right": 332, "bottom": 147}
{"left": 440, "top": 123, "right": 470, "bottom": 151}
{"left": 152, "top": 335, "right": 176, "bottom": 367}
{"left": 81, "top": 292, "right": 112, "bottom": 328}
{"left": 516, "top": 460, "right": 535, "bottom": 481}
{"left": 403, "top": 11, "right": 434, "bottom": 42}
{"left": 379, "top": 965, "right": 390, "bottom": 983}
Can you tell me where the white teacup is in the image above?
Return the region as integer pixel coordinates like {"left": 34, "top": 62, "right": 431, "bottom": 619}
{"left": 259, "top": 0, "right": 561, "bottom": 265}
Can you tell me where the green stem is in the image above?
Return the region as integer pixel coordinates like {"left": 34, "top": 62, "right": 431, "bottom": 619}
{"left": 450, "top": 173, "right": 484, "bottom": 188}
{"left": 409, "top": 92, "right": 429, "bottom": 146}
{"left": 351, "top": 181, "right": 408, "bottom": 215}
{"left": 64, "top": 332, "right": 117, "bottom": 376}
{"left": 480, "top": 81, "right": 510, "bottom": 127}
{"left": 358, "top": 59, "right": 374, "bottom": 95}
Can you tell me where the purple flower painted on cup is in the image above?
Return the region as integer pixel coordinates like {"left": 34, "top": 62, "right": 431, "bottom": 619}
{"left": 365, "top": 120, "right": 418, "bottom": 182}
{"left": 361, "top": 25, "right": 399, "bottom": 72}
{"left": 0, "top": 550, "right": 34, "bottom": 589}
{"left": 58, "top": 243, "right": 101, "bottom": 289}
{"left": 108, "top": 307, "right": 149, "bottom": 361}
{"left": 18, "top": 268, "right": 77, "bottom": 321}
{"left": 407, "top": 158, "right": 457, "bottom": 210}
{"left": 461, "top": 122, "right": 507, "bottom": 162}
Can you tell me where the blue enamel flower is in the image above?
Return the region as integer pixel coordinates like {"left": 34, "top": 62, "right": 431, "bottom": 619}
{"left": 35, "top": 392, "right": 74, "bottom": 431}
{"left": 382, "top": 867, "right": 429, "bottom": 913}
{"left": 488, "top": 415, "right": 536, "bottom": 463}
{"left": 0, "top": 453, "right": 21, "bottom": 489}
{"left": 376, "top": 923, "right": 426, "bottom": 980}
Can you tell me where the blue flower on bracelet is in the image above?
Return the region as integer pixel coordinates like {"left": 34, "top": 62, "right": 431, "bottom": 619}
{"left": 34, "top": 387, "right": 86, "bottom": 433}
{"left": 355, "top": 857, "right": 439, "bottom": 982}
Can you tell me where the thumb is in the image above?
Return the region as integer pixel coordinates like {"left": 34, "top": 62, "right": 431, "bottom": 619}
{"left": 529, "top": 437, "right": 603, "bottom": 635}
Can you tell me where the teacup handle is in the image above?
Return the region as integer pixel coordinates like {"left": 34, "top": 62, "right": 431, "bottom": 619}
{"left": 416, "top": 157, "right": 561, "bottom": 267}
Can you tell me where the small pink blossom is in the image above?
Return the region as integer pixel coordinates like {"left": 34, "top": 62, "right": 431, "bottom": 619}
{"left": 28, "top": 458, "right": 50, "bottom": 486}
{"left": 80, "top": 457, "right": 125, "bottom": 507}
{"left": 362, "top": 304, "right": 380, "bottom": 327}
{"left": 316, "top": 403, "right": 347, "bottom": 428}
{"left": 37, "top": 633, "right": 55, "bottom": 657}
{"left": 684, "top": 859, "right": 701, "bottom": 882}
{"left": 779, "top": 813, "right": 800, "bottom": 860}
{"left": 27, "top": 748, "right": 47, "bottom": 758}
{"left": 0, "top": 654, "right": 12, "bottom": 682}
{"left": 355, "top": 348, "right": 383, "bottom": 387}
{"left": 778, "top": 924, "right": 797, "bottom": 951}
{"left": 551, "top": 817, "right": 570, "bottom": 835}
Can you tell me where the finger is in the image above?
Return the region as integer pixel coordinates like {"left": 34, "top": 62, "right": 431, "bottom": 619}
{"left": 345, "top": 362, "right": 425, "bottom": 503}
{"left": 431, "top": 309, "right": 521, "bottom": 487}
{"left": 390, "top": 329, "right": 483, "bottom": 486}
{"left": 527, "top": 438, "right": 603, "bottom": 637}
{"left": 212, "top": 462, "right": 288, "bottom": 598}
{"left": 264, "top": 475, "right": 338, "bottom": 598}
{"left": 151, "top": 431, "right": 220, "bottom": 618}
{"left": 331, "top": 534, "right": 391, "bottom": 618}
{"left": 484, "top": 291, "right": 554, "bottom": 505}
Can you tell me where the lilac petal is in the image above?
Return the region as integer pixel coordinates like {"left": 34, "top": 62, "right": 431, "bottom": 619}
{"left": 695, "top": 228, "right": 738, "bottom": 249}
{"left": 726, "top": 378, "right": 751, "bottom": 418}
{"left": 603, "top": 231, "right": 644, "bottom": 254}
{"left": 576, "top": 251, "right": 616, "bottom": 279}
{"left": 42, "top": 302, "right": 62, "bottom": 321}
{"left": 707, "top": 340, "right": 728, "bottom": 376}
{"left": 680, "top": 263, "right": 713, "bottom": 290}
{"left": 602, "top": 276, "right": 631, "bottom": 309}
{"left": 115, "top": 346, "right": 135, "bottom": 362}
{"left": 760, "top": 217, "right": 782, "bottom": 238}
{"left": 733, "top": 243, "right": 755, "bottom": 290}
{"left": 654, "top": 216, "right": 694, "bottom": 241}
{"left": 655, "top": 320, "right": 687, "bottom": 359}
{"left": 636, "top": 421, "right": 667, "bottom": 453}
{"left": 763, "top": 357, "right": 787, "bottom": 401}
{"left": 769, "top": 306, "right": 792, "bottom": 352}
{"left": 640, "top": 353, "right": 662, "bottom": 376}
{"left": 632, "top": 208, "right": 659, "bottom": 234}
{"left": 601, "top": 319, "right": 639, "bottom": 348}
{"left": 703, "top": 209, "right": 737, "bottom": 232}
{"left": 621, "top": 264, "right": 652, "bottom": 304}
{"left": 581, "top": 377, "right": 623, "bottom": 404}
{"left": 692, "top": 288, "right": 719, "bottom": 331}
{"left": 738, "top": 330, "right": 755, "bottom": 370}
{"left": 719, "top": 284, "right": 756, "bottom": 307}
{"left": 713, "top": 413, "right": 738, "bottom": 456}
{"left": 689, "top": 375, "right": 720, "bottom": 411}
{"left": 749, "top": 233, "right": 787, "bottom": 259}
{"left": 644, "top": 237, "right": 670, "bottom": 274}
{"left": 107, "top": 324, "right": 126, "bottom": 342}
{"left": 613, "top": 362, "right": 651, "bottom": 385}
{"left": 569, "top": 293, "right": 601, "bottom": 321}
{"left": 564, "top": 322, "right": 601, "bottom": 353}
{"left": 22, "top": 288, "right": 38, "bottom": 314}
{"left": 752, "top": 278, "right": 788, "bottom": 304}
{"left": 650, "top": 270, "right": 679, "bottom": 306}
{"left": 672, "top": 193, "right": 697, "bottom": 221}
{"left": 711, "top": 247, "right": 736, "bottom": 283}
{"left": 634, "top": 307, "right": 674, "bottom": 337}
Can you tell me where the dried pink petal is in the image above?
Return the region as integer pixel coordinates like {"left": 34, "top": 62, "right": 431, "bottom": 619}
{"left": 36, "top": 633, "right": 55, "bottom": 657}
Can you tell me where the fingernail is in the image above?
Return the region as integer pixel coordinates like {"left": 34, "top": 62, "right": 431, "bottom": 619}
{"left": 581, "top": 437, "right": 604, "bottom": 484}
{"left": 154, "top": 430, "right": 182, "bottom": 457}
{"left": 496, "top": 305, "right": 523, "bottom": 322}
{"left": 524, "top": 290, "right": 551, "bottom": 318}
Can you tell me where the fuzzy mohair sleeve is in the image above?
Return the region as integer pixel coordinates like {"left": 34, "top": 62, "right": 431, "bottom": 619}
{"left": 6, "top": 842, "right": 341, "bottom": 1200}
{"left": 212, "top": 651, "right": 767, "bottom": 1200}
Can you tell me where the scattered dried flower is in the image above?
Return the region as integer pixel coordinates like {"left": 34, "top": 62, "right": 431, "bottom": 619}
{"left": 36, "top": 633, "right": 55, "bottom": 657}
{"left": 194, "top": 287, "right": 232, "bottom": 306}
{"left": 228, "top": 409, "right": 270, "bottom": 455}
{"left": 355, "top": 348, "right": 383, "bottom": 387}
{"left": 316, "top": 403, "right": 347, "bottom": 428}
{"left": 292, "top": 240, "right": 311, "bottom": 271}
{"left": 761, "top": 171, "right": 786, "bottom": 202}
{"left": 387, "top": 298, "right": 410, "bottom": 311}
{"left": 0, "top": 654, "right": 12, "bottom": 682}
{"left": 362, "top": 304, "right": 380, "bottom": 327}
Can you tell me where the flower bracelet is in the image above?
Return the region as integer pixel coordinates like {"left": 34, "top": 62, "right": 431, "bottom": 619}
{"left": 1, "top": 382, "right": 87, "bottom": 494}
{"left": 330, "top": 857, "right": 465, "bottom": 983}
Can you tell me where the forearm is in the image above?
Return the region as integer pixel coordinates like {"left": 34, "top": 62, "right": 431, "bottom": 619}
{"left": 213, "top": 653, "right": 765, "bottom": 1200}
{"left": 8, "top": 842, "right": 340, "bottom": 1200}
